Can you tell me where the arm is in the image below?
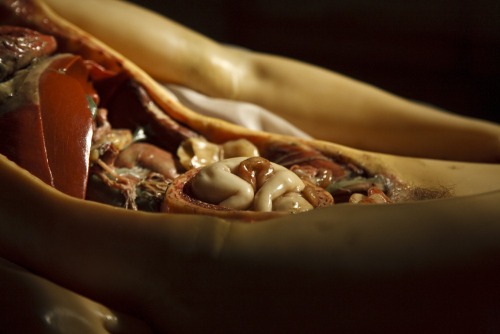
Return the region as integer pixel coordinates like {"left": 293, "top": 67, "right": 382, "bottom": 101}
{"left": 230, "top": 50, "right": 500, "bottom": 162}
{"left": 2, "top": 154, "right": 500, "bottom": 333}
{"left": 44, "top": 0, "right": 500, "bottom": 162}
{"left": 3, "top": 2, "right": 500, "bottom": 332}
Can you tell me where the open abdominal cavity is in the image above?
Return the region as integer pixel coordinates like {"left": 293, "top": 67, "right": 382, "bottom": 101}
{"left": 0, "top": 25, "right": 391, "bottom": 221}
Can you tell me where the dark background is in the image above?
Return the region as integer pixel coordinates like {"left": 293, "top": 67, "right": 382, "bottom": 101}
{"left": 129, "top": 0, "right": 499, "bottom": 123}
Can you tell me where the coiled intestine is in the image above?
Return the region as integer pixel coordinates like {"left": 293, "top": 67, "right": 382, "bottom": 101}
{"left": 190, "top": 157, "right": 332, "bottom": 213}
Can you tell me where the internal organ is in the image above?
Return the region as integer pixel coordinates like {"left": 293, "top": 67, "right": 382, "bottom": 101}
{"left": 0, "top": 53, "right": 94, "bottom": 199}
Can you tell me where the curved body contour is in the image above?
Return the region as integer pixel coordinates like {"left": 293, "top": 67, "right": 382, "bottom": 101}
{"left": 2, "top": 154, "right": 500, "bottom": 333}
{"left": 45, "top": 0, "right": 500, "bottom": 162}
{"left": 0, "top": 0, "right": 500, "bottom": 333}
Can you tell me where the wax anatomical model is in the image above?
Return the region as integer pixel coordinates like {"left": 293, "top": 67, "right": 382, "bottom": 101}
{"left": 1, "top": 0, "right": 500, "bottom": 333}
{"left": 0, "top": 21, "right": 394, "bottom": 219}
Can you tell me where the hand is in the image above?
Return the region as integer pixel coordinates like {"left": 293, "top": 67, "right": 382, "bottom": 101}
{"left": 0, "top": 257, "right": 152, "bottom": 334}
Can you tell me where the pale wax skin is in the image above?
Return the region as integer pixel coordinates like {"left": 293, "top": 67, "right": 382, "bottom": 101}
{"left": 0, "top": 257, "right": 152, "bottom": 333}
{"left": 45, "top": 0, "right": 500, "bottom": 162}
{"left": 2, "top": 154, "right": 500, "bottom": 333}
{"left": 0, "top": 0, "right": 500, "bottom": 333}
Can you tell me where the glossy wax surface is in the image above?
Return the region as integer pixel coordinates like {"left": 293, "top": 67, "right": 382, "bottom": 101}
{"left": 0, "top": 54, "right": 93, "bottom": 198}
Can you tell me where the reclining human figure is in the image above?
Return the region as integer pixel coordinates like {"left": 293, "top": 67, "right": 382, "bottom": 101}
{"left": 1, "top": 0, "right": 500, "bottom": 333}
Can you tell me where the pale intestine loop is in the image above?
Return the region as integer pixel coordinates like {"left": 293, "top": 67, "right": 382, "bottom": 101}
{"left": 191, "top": 157, "right": 307, "bottom": 212}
